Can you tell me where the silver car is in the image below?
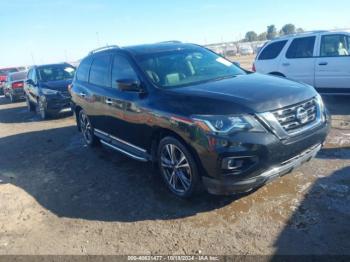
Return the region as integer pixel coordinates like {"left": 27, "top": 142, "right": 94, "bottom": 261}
{"left": 4, "top": 71, "right": 27, "bottom": 102}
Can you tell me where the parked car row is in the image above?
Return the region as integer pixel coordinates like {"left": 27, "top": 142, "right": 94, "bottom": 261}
{"left": 253, "top": 30, "right": 350, "bottom": 94}
{"left": 206, "top": 42, "right": 262, "bottom": 57}
{"left": 0, "top": 67, "right": 26, "bottom": 95}
{"left": 1, "top": 41, "right": 331, "bottom": 198}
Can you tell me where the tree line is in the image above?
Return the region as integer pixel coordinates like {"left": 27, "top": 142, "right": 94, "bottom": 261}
{"left": 243, "top": 24, "right": 304, "bottom": 42}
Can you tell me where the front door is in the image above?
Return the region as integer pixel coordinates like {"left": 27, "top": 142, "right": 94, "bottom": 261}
{"left": 107, "top": 54, "right": 151, "bottom": 150}
{"left": 315, "top": 34, "right": 350, "bottom": 90}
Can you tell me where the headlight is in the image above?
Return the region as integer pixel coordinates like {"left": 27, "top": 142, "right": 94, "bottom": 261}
{"left": 193, "top": 115, "right": 266, "bottom": 134}
{"left": 41, "top": 88, "right": 59, "bottom": 96}
{"left": 315, "top": 94, "right": 325, "bottom": 112}
{"left": 315, "top": 93, "right": 326, "bottom": 121}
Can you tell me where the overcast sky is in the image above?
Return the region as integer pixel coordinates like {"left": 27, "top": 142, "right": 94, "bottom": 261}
{"left": 1, "top": 0, "right": 349, "bottom": 67}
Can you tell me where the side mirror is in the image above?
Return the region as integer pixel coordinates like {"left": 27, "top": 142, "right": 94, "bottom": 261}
{"left": 116, "top": 79, "right": 143, "bottom": 92}
{"left": 26, "top": 79, "right": 35, "bottom": 86}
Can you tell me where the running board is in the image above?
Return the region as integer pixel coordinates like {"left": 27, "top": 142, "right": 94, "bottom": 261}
{"left": 100, "top": 140, "right": 148, "bottom": 162}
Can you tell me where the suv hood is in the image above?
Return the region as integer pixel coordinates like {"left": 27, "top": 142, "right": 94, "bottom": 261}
{"left": 39, "top": 79, "right": 72, "bottom": 92}
{"left": 170, "top": 73, "right": 317, "bottom": 113}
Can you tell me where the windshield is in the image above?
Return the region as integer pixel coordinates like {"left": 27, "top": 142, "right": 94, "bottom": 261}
{"left": 136, "top": 48, "right": 246, "bottom": 89}
{"left": 37, "top": 65, "right": 75, "bottom": 82}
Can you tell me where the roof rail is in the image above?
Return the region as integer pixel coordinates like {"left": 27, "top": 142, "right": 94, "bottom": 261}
{"left": 274, "top": 28, "right": 350, "bottom": 40}
{"left": 327, "top": 28, "right": 350, "bottom": 32}
{"left": 89, "top": 45, "right": 120, "bottom": 55}
{"left": 157, "top": 40, "right": 182, "bottom": 44}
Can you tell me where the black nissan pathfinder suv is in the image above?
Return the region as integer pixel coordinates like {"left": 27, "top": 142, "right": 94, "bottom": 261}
{"left": 70, "top": 42, "right": 330, "bottom": 198}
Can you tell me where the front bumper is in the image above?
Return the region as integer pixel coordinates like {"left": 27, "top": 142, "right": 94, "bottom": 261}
{"left": 11, "top": 89, "right": 25, "bottom": 99}
{"left": 202, "top": 143, "right": 321, "bottom": 195}
{"left": 196, "top": 117, "right": 330, "bottom": 195}
{"left": 46, "top": 96, "right": 72, "bottom": 114}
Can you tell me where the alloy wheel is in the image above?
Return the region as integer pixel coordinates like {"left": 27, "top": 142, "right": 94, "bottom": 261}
{"left": 80, "top": 111, "right": 93, "bottom": 144}
{"left": 160, "top": 143, "right": 192, "bottom": 194}
{"left": 38, "top": 100, "right": 46, "bottom": 119}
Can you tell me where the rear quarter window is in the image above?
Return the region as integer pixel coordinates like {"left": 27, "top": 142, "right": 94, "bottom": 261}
{"left": 258, "top": 40, "right": 288, "bottom": 60}
{"left": 76, "top": 57, "right": 93, "bottom": 82}
{"left": 89, "top": 54, "right": 111, "bottom": 87}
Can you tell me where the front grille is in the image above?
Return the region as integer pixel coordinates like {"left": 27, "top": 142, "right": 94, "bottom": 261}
{"left": 272, "top": 98, "right": 318, "bottom": 133}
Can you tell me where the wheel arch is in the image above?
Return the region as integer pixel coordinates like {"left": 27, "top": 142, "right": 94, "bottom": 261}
{"left": 269, "top": 72, "right": 286, "bottom": 77}
{"left": 149, "top": 127, "right": 205, "bottom": 175}
{"left": 74, "top": 105, "right": 83, "bottom": 131}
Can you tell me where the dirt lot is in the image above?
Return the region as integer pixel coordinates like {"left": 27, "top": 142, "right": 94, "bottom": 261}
{"left": 0, "top": 93, "right": 349, "bottom": 255}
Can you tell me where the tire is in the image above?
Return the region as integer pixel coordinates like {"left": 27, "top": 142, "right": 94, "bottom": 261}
{"left": 25, "top": 96, "right": 35, "bottom": 112}
{"left": 36, "top": 98, "right": 49, "bottom": 120}
{"left": 157, "top": 136, "right": 201, "bottom": 198}
{"left": 78, "top": 110, "right": 100, "bottom": 147}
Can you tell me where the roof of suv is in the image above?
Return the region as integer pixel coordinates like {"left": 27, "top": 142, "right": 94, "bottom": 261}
{"left": 123, "top": 42, "right": 199, "bottom": 55}
{"left": 88, "top": 42, "right": 200, "bottom": 57}
{"left": 271, "top": 29, "right": 350, "bottom": 42}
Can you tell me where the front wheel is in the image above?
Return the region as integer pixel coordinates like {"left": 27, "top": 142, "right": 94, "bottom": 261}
{"left": 36, "top": 98, "right": 49, "bottom": 120}
{"left": 157, "top": 136, "right": 201, "bottom": 198}
{"left": 79, "top": 110, "right": 100, "bottom": 147}
{"left": 26, "top": 96, "right": 35, "bottom": 112}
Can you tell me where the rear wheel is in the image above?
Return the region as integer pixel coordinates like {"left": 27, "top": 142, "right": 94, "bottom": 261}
{"left": 157, "top": 136, "right": 201, "bottom": 198}
{"left": 79, "top": 110, "right": 100, "bottom": 147}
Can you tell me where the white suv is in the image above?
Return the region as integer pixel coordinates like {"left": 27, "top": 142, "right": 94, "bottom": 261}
{"left": 253, "top": 30, "right": 350, "bottom": 94}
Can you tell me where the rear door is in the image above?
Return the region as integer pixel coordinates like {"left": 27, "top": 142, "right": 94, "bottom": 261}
{"left": 315, "top": 33, "right": 350, "bottom": 90}
{"left": 82, "top": 53, "right": 117, "bottom": 134}
{"left": 279, "top": 36, "right": 317, "bottom": 86}
{"left": 108, "top": 54, "right": 151, "bottom": 149}
{"left": 254, "top": 40, "right": 288, "bottom": 74}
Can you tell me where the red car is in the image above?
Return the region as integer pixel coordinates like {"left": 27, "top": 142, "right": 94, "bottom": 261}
{"left": 0, "top": 67, "right": 20, "bottom": 95}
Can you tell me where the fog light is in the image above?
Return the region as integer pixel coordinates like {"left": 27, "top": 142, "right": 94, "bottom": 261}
{"left": 221, "top": 156, "right": 258, "bottom": 173}
{"left": 222, "top": 157, "right": 244, "bottom": 170}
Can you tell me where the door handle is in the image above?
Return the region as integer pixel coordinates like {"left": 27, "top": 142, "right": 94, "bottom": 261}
{"left": 105, "top": 98, "right": 113, "bottom": 105}
{"left": 79, "top": 92, "right": 86, "bottom": 98}
{"left": 318, "top": 62, "right": 328, "bottom": 66}
{"left": 282, "top": 62, "right": 290, "bottom": 66}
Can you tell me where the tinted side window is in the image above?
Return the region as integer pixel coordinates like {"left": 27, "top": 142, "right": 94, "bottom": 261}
{"left": 89, "top": 55, "right": 111, "bottom": 87}
{"left": 76, "top": 57, "right": 93, "bottom": 82}
{"left": 320, "top": 34, "right": 350, "bottom": 57}
{"left": 28, "top": 69, "right": 37, "bottom": 83}
{"left": 27, "top": 69, "right": 32, "bottom": 80}
{"left": 286, "top": 36, "right": 316, "bottom": 59}
{"left": 258, "top": 41, "right": 287, "bottom": 60}
{"left": 111, "top": 55, "right": 138, "bottom": 85}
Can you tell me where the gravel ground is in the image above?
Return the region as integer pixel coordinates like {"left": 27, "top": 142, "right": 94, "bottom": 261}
{"left": 0, "top": 94, "right": 349, "bottom": 255}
